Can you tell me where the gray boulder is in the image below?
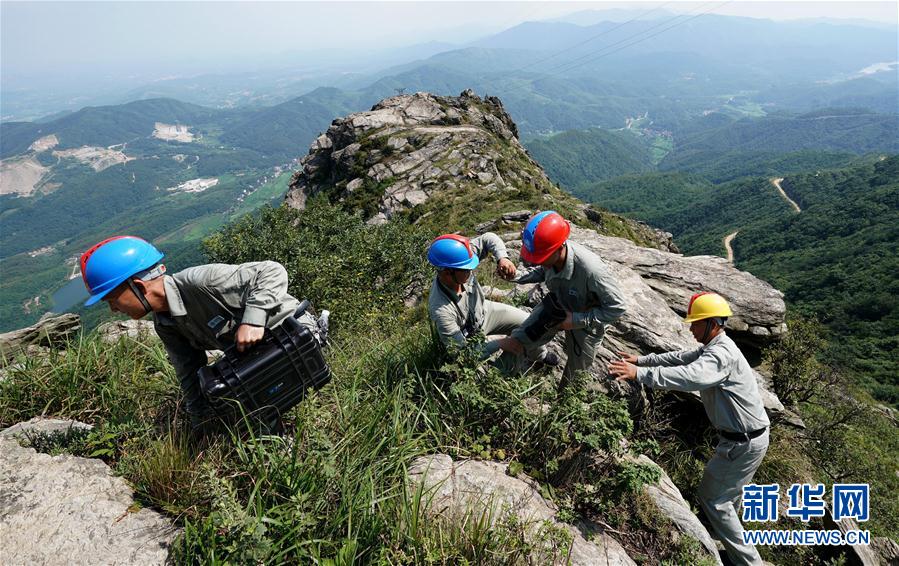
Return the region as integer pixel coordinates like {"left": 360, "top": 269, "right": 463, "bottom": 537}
{"left": 0, "top": 420, "right": 178, "bottom": 565}
{"left": 564, "top": 226, "right": 787, "bottom": 346}
{"left": 501, "top": 226, "right": 796, "bottom": 424}
{"left": 97, "top": 319, "right": 157, "bottom": 344}
{"left": 822, "top": 512, "right": 882, "bottom": 566}
{"left": 0, "top": 417, "right": 93, "bottom": 439}
{"left": 626, "top": 455, "right": 722, "bottom": 564}
{"left": 409, "top": 454, "right": 636, "bottom": 565}
{"left": 0, "top": 313, "right": 80, "bottom": 359}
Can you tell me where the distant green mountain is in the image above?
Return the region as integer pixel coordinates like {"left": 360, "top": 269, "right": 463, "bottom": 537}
{"left": 524, "top": 129, "right": 654, "bottom": 188}
{"left": 0, "top": 98, "right": 219, "bottom": 157}
{"left": 571, "top": 157, "right": 899, "bottom": 404}
{"left": 529, "top": 110, "right": 897, "bottom": 190}
{"left": 219, "top": 88, "right": 366, "bottom": 160}
{"left": 735, "top": 158, "right": 899, "bottom": 402}
{"left": 663, "top": 109, "right": 899, "bottom": 161}
{"left": 0, "top": 97, "right": 309, "bottom": 331}
{"left": 757, "top": 75, "right": 898, "bottom": 115}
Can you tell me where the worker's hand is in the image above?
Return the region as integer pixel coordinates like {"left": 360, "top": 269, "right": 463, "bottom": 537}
{"left": 497, "top": 336, "right": 524, "bottom": 355}
{"left": 235, "top": 324, "right": 265, "bottom": 353}
{"left": 496, "top": 258, "right": 517, "bottom": 280}
{"left": 559, "top": 311, "right": 576, "bottom": 330}
{"left": 617, "top": 351, "right": 639, "bottom": 364}
{"left": 608, "top": 359, "right": 637, "bottom": 381}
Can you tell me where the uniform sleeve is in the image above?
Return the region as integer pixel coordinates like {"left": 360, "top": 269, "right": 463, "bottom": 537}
{"left": 154, "top": 323, "right": 208, "bottom": 409}
{"left": 431, "top": 305, "right": 496, "bottom": 359}
{"left": 432, "top": 303, "right": 467, "bottom": 349}
{"left": 571, "top": 268, "right": 627, "bottom": 330}
{"left": 238, "top": 261, "right": 292, "bottom": 327}
{"left": 510, "top": 302, "right": 544, "bottom": 347}
{"left": 513, "top": 266, "right": 545, "bottom": 284}
{"left": 470, "top": 232, "right": 509, "bottom": 261}
{"left": 636, "top": 348, "right": 729, "bottom": 392}
{"left": 638, "top": 348, "right": 703, "bottom": 367}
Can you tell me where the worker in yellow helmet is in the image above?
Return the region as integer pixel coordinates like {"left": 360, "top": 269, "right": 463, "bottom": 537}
{"left": 609, "top": 292, "right": 770, "bottom": 566}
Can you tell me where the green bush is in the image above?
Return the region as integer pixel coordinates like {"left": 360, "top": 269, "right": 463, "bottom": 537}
{"left": 203, "top": 200, "right": 430, "bottom": 338}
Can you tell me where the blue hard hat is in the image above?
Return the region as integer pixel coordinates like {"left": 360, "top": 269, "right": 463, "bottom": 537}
{"left": 427, "top": 234, "right": 480, "bottom": 270}
{"left": 80, "top": 236, "right": 164, "bottom": 306}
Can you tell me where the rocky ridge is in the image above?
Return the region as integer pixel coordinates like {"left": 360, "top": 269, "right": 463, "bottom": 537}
{"left": 493, "top": 221, "right": 799, "bottom": 424}
{"left": 285, "top": 90, "right": 675, "bottom": 251}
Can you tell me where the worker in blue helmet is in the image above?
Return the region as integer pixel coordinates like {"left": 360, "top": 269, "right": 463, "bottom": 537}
{"left": 427, "top": 232, "right": 558, "bottom": 372}
{"left": 80, "top": 235, "right": 326, "bottom": 432}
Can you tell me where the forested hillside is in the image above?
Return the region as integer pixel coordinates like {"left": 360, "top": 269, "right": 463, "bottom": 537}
{"left": 570, "top": 157, "right": 899, "bottom": 404}
{"left": 524, "top": 129, "right": 654, "bottom": 188}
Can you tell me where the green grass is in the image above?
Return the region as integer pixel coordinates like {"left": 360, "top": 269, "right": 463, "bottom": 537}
{"left": 1, "top": 315, "right": 716, "bottom": 563}
{"left": 4, "top": 202, "right": 891, "bottom": 564}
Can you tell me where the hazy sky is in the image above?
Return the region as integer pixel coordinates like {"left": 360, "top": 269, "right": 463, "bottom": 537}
{"left": 2, "top": 1, "right": 897, "bottom": 75}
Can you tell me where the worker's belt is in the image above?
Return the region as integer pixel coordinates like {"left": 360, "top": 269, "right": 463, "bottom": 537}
{"left": 718, "top": 427, "right": 767, "bottom": 442}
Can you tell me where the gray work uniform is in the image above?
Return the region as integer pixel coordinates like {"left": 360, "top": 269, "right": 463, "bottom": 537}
{"left": 428, "top": 233, "right": 544, "bottom": 370}
{"left": 637, "top": 332, "right": 770, "bottom": 566}
{"left": 512, "top": 241, "right": 626, "bottom": 382}
{"left": 153, "top": 261, "right": 316, "bottom": 417}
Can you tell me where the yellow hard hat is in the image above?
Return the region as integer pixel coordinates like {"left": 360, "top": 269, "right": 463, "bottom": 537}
{"left": 684, "top": 292, "right": 733, "bottom": 322}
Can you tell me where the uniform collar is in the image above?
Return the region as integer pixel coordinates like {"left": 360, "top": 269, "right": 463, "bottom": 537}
{"left": 703, "top": 331, "right": 727, "bottom": 349}
{"left": 548, "top": 243, "right": 574, "bottom": 281}
{"left": 436, "top": 277, "right": 466, "bottom": 303}
{"left": 162, "top": 275, "right": 187, "bottom": 317}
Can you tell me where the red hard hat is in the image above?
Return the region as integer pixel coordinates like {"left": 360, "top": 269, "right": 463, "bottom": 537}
{"left": 520, "top": 211, "right": 570, "bottom": 264}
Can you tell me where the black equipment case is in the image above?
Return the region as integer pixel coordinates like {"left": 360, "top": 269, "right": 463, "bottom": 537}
{"left": 197, "top": 300, "right": 330, "bottom": 428}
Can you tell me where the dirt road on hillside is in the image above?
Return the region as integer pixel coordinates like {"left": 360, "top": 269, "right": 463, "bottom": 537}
{"left": 723, "top": 230, "right": 738, "bottom": 263}
{"left": 771, "top": 177, "right": 801, "bottom": 213}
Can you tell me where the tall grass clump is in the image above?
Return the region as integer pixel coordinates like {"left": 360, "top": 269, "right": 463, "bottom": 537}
{"left": 202, "top": 199, "right": 431, "bottom": 338}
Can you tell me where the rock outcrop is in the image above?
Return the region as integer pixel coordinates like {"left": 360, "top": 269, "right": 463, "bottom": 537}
{"left": 497, "top": 223, "right": 796, "bottom": 423}
{"left": 285, "top": 90, "right": 675, "bottom": 251}
{"left": 97, "top": 318, "right": 156, "bottom": 343}
{"left": 0, "top": 313, "right": 80, "bottom": 359}
{"left": 626, "top": 455, "right": 722, "bottom": 564}
{"left": 0, "top": 419, "right": 178, "bottom": 565}
{"left": 409, "top": 454, "right": 636, "bottom": 565}
{"left": 285, "top": 90, "right": 527, "bottom": 221}
{"left": 563, "top": 226, "right": 787, "bottom": 346}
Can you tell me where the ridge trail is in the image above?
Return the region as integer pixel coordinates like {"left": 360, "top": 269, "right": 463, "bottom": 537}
{"left": 771, "top": 177, "right": 801, "bottom": 213}
{"left": 723, "top": 230, "right": 738, "bottom": 263}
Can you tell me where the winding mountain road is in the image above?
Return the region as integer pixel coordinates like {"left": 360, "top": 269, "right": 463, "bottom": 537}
{"left": 771, "top": 177, "right": 801, "bottom": 213}
{"left": 723, "top": 230, "right": 739, "bottom": 263}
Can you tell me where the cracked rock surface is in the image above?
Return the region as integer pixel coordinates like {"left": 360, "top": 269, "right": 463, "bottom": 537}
{"left": 409, "top": 454, "right": 636, "bottom": 565}
{"left": 0, "top": 419, "right": 178, "bottom": 565}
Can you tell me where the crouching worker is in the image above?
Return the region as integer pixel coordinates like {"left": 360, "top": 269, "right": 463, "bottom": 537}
{"left": 427, "top": 232, "right": 558, "bottom": 372}
{"left": 505, "top": 211, "right": 627, "bottom": 388}
{"left": 80, "top": 236, "right": 328, "bottom": 434}
{"left": 609, "top": 292, "right": 769, "bottom": 566}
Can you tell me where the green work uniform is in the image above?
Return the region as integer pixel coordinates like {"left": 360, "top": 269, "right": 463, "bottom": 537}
{"left": 153, "top": 261, "right": 316, "bottom": 420}
{"left": 428, "top": 233, "right": 545, "bottom": 370}
{"left": 637, "top": 331, "right": 770, "bottom": 566}
{"left": 512, "top": 241, "right": 626, "bottom": 382}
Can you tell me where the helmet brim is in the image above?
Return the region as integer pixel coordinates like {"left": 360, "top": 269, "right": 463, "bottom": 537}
{"left": 84, "top": 286, "right": 114, "bottom": 306}
{"left": 520, "top": 244, "right": 560, "bottom": 265}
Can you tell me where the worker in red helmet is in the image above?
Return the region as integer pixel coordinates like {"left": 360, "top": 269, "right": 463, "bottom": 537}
{"left": 427, "top": 232, "right": 558, "bottom": 372}
{"left": 506, "top": 211, "right": 627, "bottom": 387}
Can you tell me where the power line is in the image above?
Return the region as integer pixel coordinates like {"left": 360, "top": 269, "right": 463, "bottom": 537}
{"left": 504, "top": 2, "right": 674, "bottom": 76}
{"left": 545, "top": 1, "right": 731, "bottom": 80}
{"left": 492, "top": 1, "right": 730, "bottom": 97}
